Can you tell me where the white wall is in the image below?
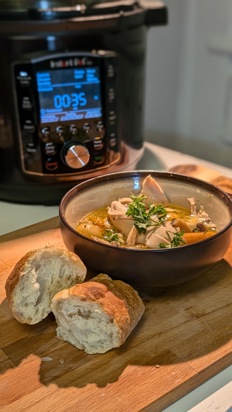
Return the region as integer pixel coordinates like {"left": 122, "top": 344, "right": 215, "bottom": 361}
{"left": 144, "top": 0, "right": 187, "bottom": 135}
{"left": 144, "top": 0, "right": 232, "bottom": 167}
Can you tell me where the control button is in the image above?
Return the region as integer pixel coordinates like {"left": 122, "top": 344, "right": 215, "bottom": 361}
{"left": 41, "top": 126, "right": 50, "bottom": 142}
{"left": 22, "top": 96, "right": 33, "bottom": 110}
{"left": 45, "top": 158, "right": 58, "bottom": 171}
{"left": 108, "top": 110, "right": 116, "bottom": 125}
{"left": 94, "top": 155, "right": 105, "bottom": 165}
{"left": 83, "top": 123, "right": 91, "bottom": 133}
{"left": 23, "top": 120, "right": 35, "bottom": 133}
{"left": 109, "top": 133, "right": 117, "bottom": 147}
{"left": 107, "top": 64, "right": 115, "bottom": 78}
{"left": 56, "top": 125, "right": 64, "bottom": 137}
{"left": 96, "top": 121, "right": 104, "bottom": 132}
{"left": 70, "top": 124, "right": 78, "bottom": 136}
{"left": 26, "top": 142, "right": 36, "bottom": 154}
{"left": 63, "top": 143, "right": 90, "bottom": 169}
{"left": 44, "top": 142, "right": 57, "bottom": 156}
{"left": 94, "top": 137, "right": 104, "bottom": 150}
{"left": 17, "top": 70, "right": 32, "bottom": 87}
{"left": 17, "top": 77, "right": 32, "bottom": 87}
{"left": 108, "top": 88, "right": 115, "bottom": 103}
{"left": 41, "top": 127, "right": 50, "bottom": 136}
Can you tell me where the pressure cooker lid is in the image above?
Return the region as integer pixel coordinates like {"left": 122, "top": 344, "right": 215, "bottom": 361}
{"left": 0, "top": 0, "right": 167, "bottom": 21}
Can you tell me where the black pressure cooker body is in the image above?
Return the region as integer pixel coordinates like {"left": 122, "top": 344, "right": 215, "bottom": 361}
{"left": 0, "top": 0, "right": 167, "bottom": 205}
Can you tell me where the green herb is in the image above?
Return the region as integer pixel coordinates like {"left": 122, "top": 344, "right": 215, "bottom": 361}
{"left": 103, "top": 229, "right": 120, "bottom": 243}
{"left": 170, "top": 230, "right": 186, "bottom": 247}
{"left": 125, "top": 195, "right": 167, "bottom": 234}
{"left": 159, "top": 230, "right": 186, "bottom": 249}
{"left": 159, "top": 242, "right": 169, "bottom": 249}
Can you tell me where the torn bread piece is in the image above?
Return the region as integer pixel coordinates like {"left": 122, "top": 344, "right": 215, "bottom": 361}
{"left": 5, "top": 247, "right": 87, "bottom": 324}
{"left": 51, "top": 273, "right": 145, "bottom": 354}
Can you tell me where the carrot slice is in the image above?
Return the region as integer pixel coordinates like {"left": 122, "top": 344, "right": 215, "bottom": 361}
{"left": 183, "top": 232, "right": 214, "bottom": 245}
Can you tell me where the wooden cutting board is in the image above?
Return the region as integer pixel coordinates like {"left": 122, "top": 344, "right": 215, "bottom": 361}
{"left": 169, "top": 164, "right": 232, "bottom": 194}
{"left": 0, "top": 216, "right": 232, "bottom": 411}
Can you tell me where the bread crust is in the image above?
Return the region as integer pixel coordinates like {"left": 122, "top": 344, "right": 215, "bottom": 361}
{"left": 52, "top": 274, "right": 145, "bottom": 353}
{"left": 5, "top": 246, "right": 87, "bottom": 324}
{"left": 5, "top": 250, "right": 36, "bottom": 304}
{"left": 87, "top": 274, "right": 144, "bottom": 344}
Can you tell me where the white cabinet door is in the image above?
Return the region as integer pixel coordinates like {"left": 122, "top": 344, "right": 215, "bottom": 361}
{"left": 177, "top": 0, "right": 231, "bottom": 146}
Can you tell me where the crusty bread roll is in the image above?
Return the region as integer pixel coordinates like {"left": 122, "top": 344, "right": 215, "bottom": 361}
{"left": 5, "top": 247, "right": 87, "bottom": 325}
{"left": 51, "top": 273, "right": 145, "bottom": 354}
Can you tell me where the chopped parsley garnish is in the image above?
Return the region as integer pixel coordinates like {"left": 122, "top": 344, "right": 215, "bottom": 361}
{"left": 103, "top": 229, "right": 120, "bottom": 243}
{"left": 159, "top": 230, "right": 186, "bottom": 248}
{"left": 125, "top": 195, "right": 167, "bottom": 234}
{"left": 171, "top": 230, "right": 186, "bottom": 247}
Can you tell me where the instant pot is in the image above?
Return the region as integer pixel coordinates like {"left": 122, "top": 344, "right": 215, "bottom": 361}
{"left": 0, "top": 0, "right": 167, "bottom": 205}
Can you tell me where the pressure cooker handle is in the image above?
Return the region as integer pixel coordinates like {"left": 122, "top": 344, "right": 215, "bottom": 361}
{"left": 26, "top": 1, "right": 167, "bottom": 26}
{"left": 139, "top": 0, "right": 168, "bottom": 26}
{"left": 28, "top": 5, "right": 87, "bottom": 20}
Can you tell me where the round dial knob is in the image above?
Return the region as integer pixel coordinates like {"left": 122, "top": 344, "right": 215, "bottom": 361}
{"left": 63, "top": 143, "right": 90, "bottom": 169}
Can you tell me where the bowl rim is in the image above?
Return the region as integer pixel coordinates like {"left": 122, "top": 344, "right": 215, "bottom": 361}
{"left": 59, "top": 170, "right": 232, "bottom": 253}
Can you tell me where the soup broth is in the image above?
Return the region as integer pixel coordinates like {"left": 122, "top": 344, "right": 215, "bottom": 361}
{"left": 76, "top": 200, "right": 216, "bottom": 250}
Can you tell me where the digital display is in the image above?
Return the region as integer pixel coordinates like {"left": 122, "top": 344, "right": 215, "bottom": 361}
{"left": 36, "top": 67, "right": 102, "bottom": 124}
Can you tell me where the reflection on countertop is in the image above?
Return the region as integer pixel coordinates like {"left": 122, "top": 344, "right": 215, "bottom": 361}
{"left": 146, "top": 131, "right": 232, "bottom": 170}
{"left": 136, "top": 145, "right": 166, "bottom": 170}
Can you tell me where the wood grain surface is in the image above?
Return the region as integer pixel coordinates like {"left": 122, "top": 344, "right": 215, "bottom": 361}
{"left": 169, "top": 164, "right": 232, "bottom": 194}
{"left": 0, "top": 214, "right": 232, "bottom": 411}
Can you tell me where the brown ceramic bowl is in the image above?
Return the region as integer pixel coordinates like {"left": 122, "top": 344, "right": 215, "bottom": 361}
{"left": 59, "top": 171, "right": 232, "bottom": 288}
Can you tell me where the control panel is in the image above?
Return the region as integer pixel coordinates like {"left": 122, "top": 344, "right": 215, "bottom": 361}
{"left": 12, "top": 50, "right": 121, "bottom": 176}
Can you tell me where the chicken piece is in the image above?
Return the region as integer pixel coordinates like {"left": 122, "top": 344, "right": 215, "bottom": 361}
{"left": 146, "top": 232, "right": 171, "bottom": 248}
{"left": 117, "top": 197, "right": 133, "bottom": 205}
{"left": 126, "top": 225, "right": 138, "bottom": 246}
{"left": 188, "top": 197, "right": 197, "bottom": 215}
{"left": 197, "top": 206, "right": 216, "bottom": 228}
{"left": 126, "top": 224, "right": 149, "bottom": 246}
{"left": 155, "top": 221, "right": 177, "bottom": 239}
{"left": 108, "top": 217, "right": 134, "bottom": 237}
{"left": 108, "top": 200, "right": 127, "bottom": 216}
{"left": 107, "top": 199, "right": 134, "bottom": 235}
{"left": 141, "top": 175, "right": 169, "bottom": 204}
{"left": 145, "top": 221, "right": 177, "bottom": 249}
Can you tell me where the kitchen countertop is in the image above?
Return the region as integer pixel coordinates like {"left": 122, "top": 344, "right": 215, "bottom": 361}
{"left": 0, "top": 141, "right": 232, "bottom": 411}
